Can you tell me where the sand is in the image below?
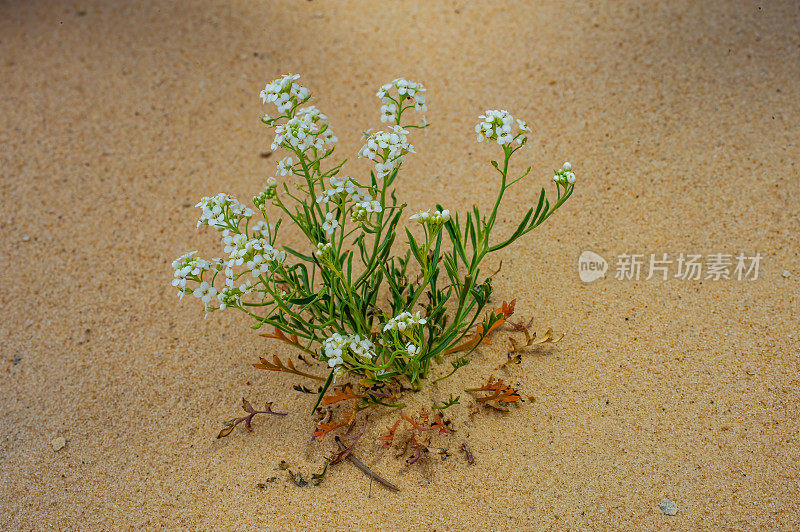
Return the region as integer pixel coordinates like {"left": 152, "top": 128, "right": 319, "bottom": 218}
{"left": 1, "top": 0, "right": 799, "bottom": 529}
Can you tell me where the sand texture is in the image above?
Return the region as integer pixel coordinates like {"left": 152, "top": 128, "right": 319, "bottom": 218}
{"left": 2, "top": 0, "right": 799, "bottom": 529}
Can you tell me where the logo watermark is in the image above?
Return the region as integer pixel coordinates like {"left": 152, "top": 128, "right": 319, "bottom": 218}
{"left": 578, "top": 251, "right": 762, "bottom": 282}
{"left": 578, "top": 250, "right": 608, "bottom": 283}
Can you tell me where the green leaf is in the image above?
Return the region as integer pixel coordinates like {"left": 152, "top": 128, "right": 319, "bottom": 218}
{"left": 312, "top": 370, "right": 335, "bottom": 414}
{"left": 283, "top": 245, "right": 314, "bottom": 263}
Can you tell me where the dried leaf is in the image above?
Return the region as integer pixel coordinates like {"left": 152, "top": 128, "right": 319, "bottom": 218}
{"left": 445, "top": 299, "right": 517, "bottom": 354}
{"left": 253, "top": 354, "right": 325, "bottom": 381}
{"left": 377, "top": 419, "right": 402, "bottom": 449}
{"left": 429, "top": 412, "right": 452, "bottom": 435}
{"left": 467, "top": 376, "right": 522, "bottom": 404}
{"left": 320, "top": 384, "right": 364, "bottom": 406}
{"left": 216, "top": 399, "right": 287, "bottom": 439}
{"left": 313, "top": 421, "right": 346, "bottom": 441}
{"left": 407, "top": 434, "right": 428, "bottom": 465}
{"left": 400, "top": 411, "right": 427, "bottom": 434}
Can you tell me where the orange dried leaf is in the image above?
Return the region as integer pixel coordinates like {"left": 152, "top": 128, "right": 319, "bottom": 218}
{"left": 467, "top": 375, "right": 522, "bottom": 404}
{"left": 252, "top": 354, "right": 325, "bottom": 381}
{"left": 377, "top": 419, "right": 402, "bottom": 449}
{"left": 430, "top": 412, "right": 451, "bottom": 435}
{"left": 313, "top": 421, "right": 345, "bottom": 441}
{"left": 445, "top": 300, "right": 517, "bottom": 354}
{"left": 400, "top": 411, "right": 427, "bottom": 434}
{"left": 320, "top": 384, "right": 363, "bottom": 406}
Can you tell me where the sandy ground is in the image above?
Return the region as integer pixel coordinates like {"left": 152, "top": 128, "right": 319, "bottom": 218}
{"left": 1, "top": 0, "right": 799, "bottom": 529}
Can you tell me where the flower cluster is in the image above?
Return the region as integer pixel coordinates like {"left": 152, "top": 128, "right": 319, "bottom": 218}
{"left": 409, "top": 208, "right": 450, "bottom": 226}
{"left": 315, "top": 242, "right": 333, "bottom": 259}
{"left": 358, "top": 126, "right": 415, "bottom": 179}
{"left": 171, "top": 251, "right": 210, "bottom": 297}
{"left": 253, "top": 182, "right": 277, "bottom": 208}
{"left": 475, "top": 110, "right": 530, "bottom": 146}
{"left": 217, "top": 280, "right": 253, "bottom": 311}
{"left": 271, "top": 106, "right": 337, "bottom": 152}
{"left": 553, "top": 162, "right": 576, "bottom": 184}
{"left": 382, "top": 311, "right": 427, "bottom": 333}
{"left": 196, "top": 193, "right": 255, "bottom": 230}
{"left": 322, "top": 333, "right": 376, "bottom": 368}
{"left": 222, "top": 232, "right": 285, "bottom": 275}
{"left": 377, "top": 78, "right": 427, "bottom": 123}
{"left": 316, "top": 175, "right": 359, "bottom": 205}
{"left": 260, "top": 74, "right": 310, "bottom": 114}
{"left": 351, "top": 197, "right": 382, "bottom": 222}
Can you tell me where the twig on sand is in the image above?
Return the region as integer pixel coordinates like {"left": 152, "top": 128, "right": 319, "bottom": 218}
{"left": 335, "top": 437, "right": 400, "bottom": 492}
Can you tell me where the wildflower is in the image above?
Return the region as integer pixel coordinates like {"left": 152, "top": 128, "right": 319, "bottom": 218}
{"left": 221, "top": 232, "right": 285, "bottom": 275}
{"left": 322, "top": 333, "right": 346, "bottom": 368}
{"left": 377, "top": 78, "right": 427, "bottom": 123}
{"left": 171, "top": 251, "right": 211, "bottom": 298}
{"left": 217, "top": 281, "right": 253, "bottom": 310}
{"left": 276, "top": 156, "right": 294, "bottom": 176}
{"left": 380, "top": 103, "right": 397, "bottom": 123}
{"left": 406, "top": 342, "right": 420, "bottom": 357}
{"left": 409, "top": 209, "right": 430, "bottom": 223}
{"left": 193, "top": 281, "right": 217, "bottom": 307}
{"left": 383, "top": 311, "right": 427, "bottom": 332}
{"left": 322, "top": 212, "right": 339, "bottom": 235}
{"left": 315, "top": 242, "right": 333, "bottom": 259}
{"left": 322, "top": 333, "right": 376, "bottom": 369}
{"left": 196, "top": 193, "right": 254, "bottom": 230}
{"left": 260, "top": 74, "right": 310, "bottom": 114}
{"left": 250, "top": 220, "right": 273, "bottom": 239}
{"left": 553, "top": 162, "right": 577, "bottom": 185}
{"left": 358, "top": 126, "right": 415, "bottom": 179}
{"left": 475, "top": 110, "right": 529, "bottom": 147}
{"left": 410, "top": 208, "right": 449, "bottom": 226}
{"left": 271, "top": 106, "right": 337, "bottom": 153}
{"left": 316, "top": 176, "right": 359, "bottom": 205}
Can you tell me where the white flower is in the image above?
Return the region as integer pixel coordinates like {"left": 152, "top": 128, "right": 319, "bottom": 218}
{"left": 260, "top": 74, "right": 310, "bottom": 113}
{"left": 316, "top": 176, "right": 361, "bottom": 205}
{"left": 315, "top": 242, "right": 333, "bottom": 258}
{"left": 382, "top": 311, "right": 427, "bottom": 333}
{"left": 475, "top": 110, "right": 529, "bottom": 147}
{"left": 376, "top": 78, "right": 427, "bottom": 123}
{"left": 276, "top": 156, "right": 294, "bottom": 176}
{"left": 221, "top": 232, "right": 285, "bottom": 276}
{"left": 270, "top": 106, "right": 337, "bottom": 153}
{"left": 217, "top": 281, "right": 253, "bottom": 310}
{"left": 553, "top": 163, "right": 577, "bottom": 185}
{"left": 410, "top": 208, "right": 449, "bottom": 226}
{"left": 406, "top": 342, "right": 420, "bottom": 356}
{"left": 322, "top": 212, "right": 339, "bottom": 235}
{"left": 358, "top": 126, "right": 415, "bottom": 179}
{"left": 410, "top": 210, "right": 430, "bottom": 223}
{"left": 380, "top": 103, "right": 397, "bottom": 123}
{"left": 193, "top": 281, "right": 217, "bottom": 306}
{"left": 322, "top": 333, "right": 376, "bottom": 368}
{"left": 362, "top": 200, "right": 382, "bottom": 213}
{"left": 196, "top": 193, "right": 254, "bottom": 230}
{"left": 250, "top": 220, "right": 273, "bottom": 239}
{"left": 171, "top": 251, "right": 211, "bottom": 299}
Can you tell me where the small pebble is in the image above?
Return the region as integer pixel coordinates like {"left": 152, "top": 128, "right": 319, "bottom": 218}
{"left": 782, "top": 270, "right": 791, "bottom": 278}
{"left": 659, "top": 498, "right": 677, "bottom": 516}
{"left": 22, "top": 235, "right": 30, "bottom": 242}
{"left": 51, "top": 437, "right": 67, "bottom": 451}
